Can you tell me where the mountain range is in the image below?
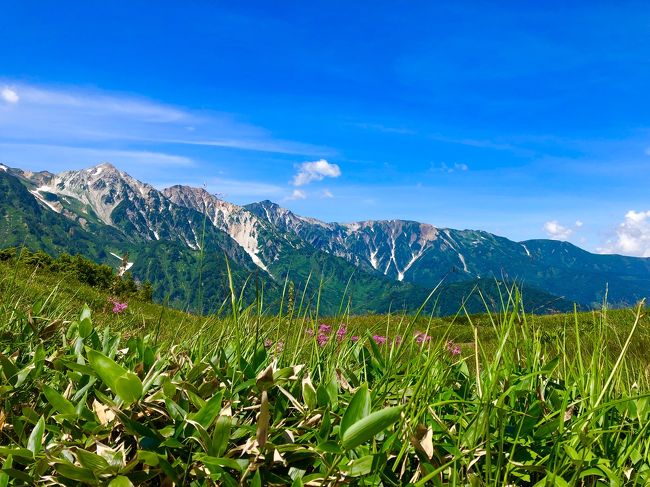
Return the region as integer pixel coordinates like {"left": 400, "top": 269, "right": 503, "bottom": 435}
{"left": 1, "top": 161, "right": 649, "bottom": 315}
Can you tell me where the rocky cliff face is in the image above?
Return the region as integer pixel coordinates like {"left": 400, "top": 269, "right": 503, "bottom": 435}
{"left": 3, "top": 161, "right": 650, "bottom": 309}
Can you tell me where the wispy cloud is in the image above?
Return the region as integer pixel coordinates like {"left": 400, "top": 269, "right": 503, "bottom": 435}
{"left": 0, "top": 81, "right": 330, "bottom": 156}
{"left": 0, "top": 143, "right": 194, "bottom": 170}
{"left": 292, "top": 159, "right": 341, "bottom": 186}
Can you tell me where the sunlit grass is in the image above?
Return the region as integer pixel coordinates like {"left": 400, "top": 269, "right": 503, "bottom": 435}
{"left": 1, "top": 260, "right": 650, "bottom": 485}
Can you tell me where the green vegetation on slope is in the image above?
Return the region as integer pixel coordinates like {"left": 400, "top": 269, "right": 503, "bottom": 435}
{"left": 1, "top": 259, "right": 650, "bottom": 484}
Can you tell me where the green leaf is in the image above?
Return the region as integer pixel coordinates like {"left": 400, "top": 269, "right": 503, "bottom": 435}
{"left": 87, "top": 349, "right": 128, "bottom": 391}
{"left": 42, "top": 384, "right": 77, "bottom": 416}
{"left": 211, "top": 415, "right": 232, "bottom": 457}
{"left": 78, "top": 318, "right": 93, "bottom": 339}
{"left": 194, "top": 454, "right": 244, "bottom": 472}
{"left": 87, "top": 349, "right": 142, "bottom": 405}
{"left": 341, "top": 406, "right": 403, "bottom": 450}
{"left": 26, "top": 416, "right": 45, "bottom": 457}
{"left": 0, "top": 353, "right": 18, "bottom": 385}
{"left": 114, "top": 373, "right": 143, "bottom": 405}
{"left": 0, "top": 454, "right": 12, "bottom": 487}
{"left": 251, "top": 470, "right": 262, "bottom": 487}
{"left": 80, "top": 304, "right": 92, "bottom": 323}
{"left": 76, "top": 449, "right": 111, "bottom": 472}
{"left": 108, "top": 475, "right": 133, "bottom": 487}
{"left": 302, "top": 376, "right": 317, "bottom": 410}
{"left": 340, "top": 384, "right": 371, "bottom": 439}
{"left": 0, "top": 447, "right": 34, "bottom": 459}
{"left": 191, "top": 390, "right": 223, "bottom": 430}
{"left": 108, "top": 476, "right": 134, "bottom": 487}
{"left": 344, "top": 455, "right": 374, "bottom": 477}
{"left": 54, "top": 462, "right": 97, "bottom": 483}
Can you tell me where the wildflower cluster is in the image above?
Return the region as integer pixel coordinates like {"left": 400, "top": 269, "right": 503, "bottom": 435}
{"left": 108, "top": 297, "right": 128, "bottom": 314}
{"left": 308, "top": 323, "right": 357, "bottom": 347}
{"left": 414, "top": 331, "right": 432, "bottom": 344}
{"left": 445, "top": 340, "right": 461, "bottom": 356}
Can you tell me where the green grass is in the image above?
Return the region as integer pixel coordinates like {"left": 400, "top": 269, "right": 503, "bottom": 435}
{"left": 1, "top": 261, "right": 650, "bottom": 485}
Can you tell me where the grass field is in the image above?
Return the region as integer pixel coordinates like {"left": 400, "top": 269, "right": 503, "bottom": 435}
{"left": 1, "top": 261, "right": 650, "bottom": 485}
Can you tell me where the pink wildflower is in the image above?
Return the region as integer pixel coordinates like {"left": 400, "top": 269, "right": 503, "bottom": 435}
{"left": 109, "top": 298, "right": 127, "bottom": 314}
{"left": 394, "top": 335, "right": 403, "bottom": 345}
{"left": 336, "top": 326, "right": 347, "bottom": 341}
{"left": 445, "top": 340, "right": 461, "bottom": 356}
{"left": 317, "top": 334, "right": 329, "bottom": 347}
{"left": 305, "top": 329, "right": 315, "bottom": 337}
{"left": 264, "top": 339, "right": 273, "bottom": 348}
{"left": 350, "top": 336, "right": 360, "bottom": 342}
{"left": 319, "top": 323, "right": 332, "bottom": 334}
{"left": 275, "top": 341, "right": 285, "bottom": 352}
{"left": 372, "top": 335, "right": 387, "bottom": 345}
{"left": 415, "top": 331, "right": 431, "bottom": 344}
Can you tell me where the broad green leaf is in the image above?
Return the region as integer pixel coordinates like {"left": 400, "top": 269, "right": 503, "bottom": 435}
{"left": 87, "top": 349, "right": 128, "bottom": 391}
{"left": 0, "top": 354, "right": 17, "bottom": 385}
{"left": 0, "top": 454, "right": 12, "bottom": 487}
{"left": 340, "top": 384, "right": 371, "bottom": 439}
{"left": 76, "top": 448, "right": 111, "bottom": 472}
{"left": 195, "top": 454, "right": 244, "bottom": 472}
{"left": 344, "top": 455, "right": 374, "bottom": 477}
{"left": 302, "top": 376, "right": 317, "bottom": 410}
{"left": 341, "top": 406, "right": 403, "bottom": 450}
{"left": 114, "top": 373, "right": 143, "bottom": 405}
{"left": 78, "top": 318, "right": 93, "bottom": 339}
{"left": 0, "top": 447, "right": 34, "bottom": 459}
{"left": 211, "top": 415, "right": 232, "bottom": 457}
{"left": 316, "top": 383, "right": 330, "bottom": 408}
{"left": 137, "top": 450, "right": 160, "bottom": 466}
{"left": 54, "top": 462, "right": 97, "bottom": 483}
{"left": 42, "top": 384, "right": 77, "bottom": 416}
{"left": 26, "top": 416, "right": 45, "bottom": 457}
{"left": 80, "top": 304, "right": 92, "bottom": 323}
{"left": 191, "top": 390, "right": 224, "bottom": 430}
{"left": 108, "top": 476, "right": 134, "bottom": 487}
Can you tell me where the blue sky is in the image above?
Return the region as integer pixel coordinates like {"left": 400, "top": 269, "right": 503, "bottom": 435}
{"left": 1, "top": 1, "right": 650, "bottom": 255}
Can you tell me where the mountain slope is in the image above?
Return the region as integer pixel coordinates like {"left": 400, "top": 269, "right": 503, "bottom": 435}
{"left": 246, "top": 200, "right": 650, "bottom": 307}
{"left": 2, "top": 161, "right": 649, "bottom": 314}
{"left": 0, "top": 168, "right": 267, "bottom": 313}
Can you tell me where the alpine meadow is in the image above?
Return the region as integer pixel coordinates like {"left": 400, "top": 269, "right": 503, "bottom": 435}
{"left": 2, "top": 2, "right": 650, "bottom": 486}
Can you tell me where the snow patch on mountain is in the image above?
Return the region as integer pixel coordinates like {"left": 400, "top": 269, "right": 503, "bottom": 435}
{"left": 29, "top": 189, "right": 62, "bottom": 213}
{"left": 458, "top": 253, "right": 469, "bottom": 272}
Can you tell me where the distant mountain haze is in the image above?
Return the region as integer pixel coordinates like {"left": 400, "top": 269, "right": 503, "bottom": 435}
{"left": 1, "top": 162, "right": 649, "bottom": 314}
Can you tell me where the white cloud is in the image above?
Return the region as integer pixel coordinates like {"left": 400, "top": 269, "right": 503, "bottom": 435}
{"left": 575, "top": 220, "right": 583, "bottom": 227}
{"left": 322, "top": 189, "right": 334, "bottom": 198}
{"left": 544, "top": 220, "right": 573, "bottom": 240}
{"left": 292, "top": 159, "right": 341, "bottom": 186}
{"left": 286, "top": 189, "right": 307, "bottom": 200}
{"left": 0, "top": 80, "right": 330, "bottom": 156}
{"left": 0, "top": 143, "right": 193, "bottom": 169}
{"left": 599, "top": 210, "right": 650, "bottom": 257}
{"left": 1, "top": 87, "right": 19, "bottom": 104}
